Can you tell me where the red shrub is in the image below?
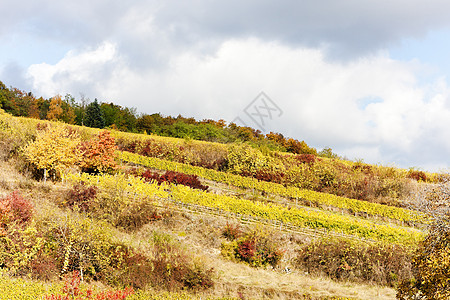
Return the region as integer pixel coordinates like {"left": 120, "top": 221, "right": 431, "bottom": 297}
{"left": 45, "top": 271, "right": 134, "bottom": 300}
{"left": 66, "top": 183, "right": 98, "bottom": 211}
{"left": 0, "top": 191, "right": 33, "bottom": 228}
{"left": 407, "top": 170, "right": 427, "bottom": 182}
{"left": 240, "top": 170, "right": 284, "bottom": 184}
{"left": 237, "top": 238, "right": 256, "bottom": 263}
{"left": 222, "top": 223, "right": 242, "bottom": 240}
{"left": 141, "top": 170, "right": 208, "bottom": 191}
{"left": 79, "top": 130, "right": 118, "bottom": 174}
{"left": 295, "top": 154, "right": 316, "bottom": 165}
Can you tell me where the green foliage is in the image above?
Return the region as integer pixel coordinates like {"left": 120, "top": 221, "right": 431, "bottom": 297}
{"left": 84, "top": 99, "right": 105, "bottom": 129}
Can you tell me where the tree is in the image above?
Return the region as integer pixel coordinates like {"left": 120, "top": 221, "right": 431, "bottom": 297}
{"left": 84, "top": 99, "right": 105, "bottom": 128}
{"left": 78, "top": 130, "right": 118, "bottom": 174}
{"left": 46, "top": 95, "right": 64, "bottom": 121}
{"left": 23, "top": 125, "right": 81, "bottom": 182}
{"left": 397, "top": 178, "right": 450, "bottom": 299}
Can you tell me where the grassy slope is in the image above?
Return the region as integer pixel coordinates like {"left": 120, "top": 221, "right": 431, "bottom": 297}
{"left": 0, "top": 157, "right": 399, "bottom": 300}
{"left": 0, "top": 112, "right": 427, "bottom": 299}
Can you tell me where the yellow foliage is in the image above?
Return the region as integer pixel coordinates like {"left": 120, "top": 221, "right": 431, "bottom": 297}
{"left": 22, "top": 125, "right": 82, "bottom": 180}
{"left": 46, "top": 95, "right": 64, "bottom": 121}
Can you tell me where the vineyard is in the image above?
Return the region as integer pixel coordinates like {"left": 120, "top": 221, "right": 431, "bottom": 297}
{"left": 0, "top": 109, "right": 445, "bottom": 300}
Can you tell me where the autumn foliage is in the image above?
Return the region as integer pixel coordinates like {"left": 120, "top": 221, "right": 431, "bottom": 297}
{"left": 0, "top": 191, "right": 33, "bottom": 232}
{"left": 23, "top": 125, "right": 82, "bottom": 180}
{"left": 140, "top": 169, "right": 209, "bottom": 190}
{"left": 79, "top": 130, "right": 118, "bottom": 173}
{"left": 44, "top": 271, "right": 134, "bottom": 300}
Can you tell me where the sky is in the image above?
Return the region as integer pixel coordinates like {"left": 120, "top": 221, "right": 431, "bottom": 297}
{"left": 1, "top": 1, "right": 450, "bottom": 172}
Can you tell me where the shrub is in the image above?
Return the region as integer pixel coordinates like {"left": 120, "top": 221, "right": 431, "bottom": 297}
{"left": 115, "top": 201, "right": 163, "bottom": 231}
{"left": 141, "top": 170, "right": 208, "bottom": 191}
{"left": 221, "top": 229, "right": 283, "bottom": 268}
{"left": 222, "top": 223, "right": 242, "bottom": 240}
{"left": 295, "top": 154, "right": 316, "bottom": 165}
{"left": 44, "top": 271, "right": 135, "bottom": 300}
{"left": 150, "top": 242, "right": 214, "bottom": 291}
{"left": 0, "top": 224, "right": 46, "bottom": 277}
{"left": 295, "top": 238, "right": 413, "bottom": 287}
{"left": 66, "top": 183, "right": 98, "bottom": 211}
{"left": 22, "top": 125, "right": 81, "bottom": 181}
{"left": 407, "top": 170, "right": 427, "bottom": 182}
{"left": 0, "top": 191, "right": 33, "bottom": 229}
{"left": 79, "top": 130, "right": 118, "bottom": 174}
{"left": 39, "top": 215, "right": 130, "bottom": 282}
{"left": 116, "top": 235, "right": 214, "bottom": 291}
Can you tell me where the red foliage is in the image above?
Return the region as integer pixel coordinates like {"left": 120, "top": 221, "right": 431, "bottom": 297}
{"left": 222, "top": 223, "right": 242, "bottom": 240}
{"left": 240, "top": 170, "right": 284, "bottom": 184}
{"left": 407, "top": 170, "right": 427, "bottom": 182}
{"left": 237, "top": 238, "right": 256, "bottom": 263}
{"left": 44, "top": 271, "right": 134, "bottom": 300}
{"left": 295, "top": 154, "right": 316, "bottom": 165}
{"left": 141, "top": 170, "right": 208, "bottom": 191}
{"left": 66, "top": 183, "right": 98, "bottom": 211}
{"left": 79, "top": 130, "right": 118, "bottom": 174}
{"left": 0, "top": 191, "right": 33, "bottom": 230}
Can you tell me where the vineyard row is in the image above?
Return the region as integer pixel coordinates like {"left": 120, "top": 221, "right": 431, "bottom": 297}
{"left": 66, "top": 172, "right": 424, "bottom": 245}
{"left": 118, "top": 151, "right": 426, "bottom": 224}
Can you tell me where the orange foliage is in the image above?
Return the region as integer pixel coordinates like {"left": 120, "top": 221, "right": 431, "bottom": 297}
{"left": 79, "top": 130, "right": 118, "bottom": 173}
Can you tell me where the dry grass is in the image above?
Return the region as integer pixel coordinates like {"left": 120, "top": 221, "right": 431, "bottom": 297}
{"left": 131, "top": 209, "right": 397, "bottom": 299}
{"left": 213, "top": 259, "right": 396, "bottom": 300}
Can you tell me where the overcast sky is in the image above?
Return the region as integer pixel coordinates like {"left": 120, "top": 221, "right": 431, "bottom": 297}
{"left": 1, "top": 1, "right": 450, "bottom": 172}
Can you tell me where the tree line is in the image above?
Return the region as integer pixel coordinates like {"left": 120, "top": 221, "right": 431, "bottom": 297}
{"left": 0, "top": 80, "right": 320, "bottom": 155}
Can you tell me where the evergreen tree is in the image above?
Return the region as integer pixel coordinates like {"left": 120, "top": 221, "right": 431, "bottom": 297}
{"left": 84, "top": 99, "right": 105, "bottom": 128}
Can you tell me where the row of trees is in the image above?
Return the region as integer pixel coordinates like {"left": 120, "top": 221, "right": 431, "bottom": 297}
{"left": 0, "top": 80, "right": 319, "bottom": 155}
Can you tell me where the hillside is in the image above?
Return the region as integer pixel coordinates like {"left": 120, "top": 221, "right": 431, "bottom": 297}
{"left": 0, "top": 109, "right": 447, "bottom": 299}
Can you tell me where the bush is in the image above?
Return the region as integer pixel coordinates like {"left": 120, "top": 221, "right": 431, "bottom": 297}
{"left": 397, "top": 230, "right": 450, "bottom": 299}
{"left": 222, "top": 223, "right": 242, "bottom": 240}
{"left": 141, "top": 169, "right": 208, "bottom": 191}
{"left": 22, "top": 125, "right": 81, "bottom": 181}
{"left": 79, "top": 130, "right": 118, "bottom": 174}
{"left": 221, "top": 228, "right": 283, "bottom": 268}
{"left": 44, "top": 271, "right": 135, "bottom": 300}
{"left": 406, "top": 170, "right": 427, "bottom": 182}
{"left": 38, "top": 215, "right": 130, "bottom": 282}
{"left": 149, "top": 241, "right": 214, "bottom": 291}
{"left": 295, "top": 238, "right": 413, "bottom": 287}
{"left": 115, "top": 233, "right": 214, "bottom": 291}
{"left": 0, "top": 225, "right": 45, "bottom": 276}
{"left": 66, "top": 183, "right": 98, "bottom": 211}
{"left": 0, "top": 191, "right": 33, "bottom": 230}
{"left": 115, "top": 201, "right": 163, "bottom": 231}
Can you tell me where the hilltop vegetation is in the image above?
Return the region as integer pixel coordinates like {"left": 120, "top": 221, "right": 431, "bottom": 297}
{"left": 0, "top": 82, "right": 449, "bottom": 299}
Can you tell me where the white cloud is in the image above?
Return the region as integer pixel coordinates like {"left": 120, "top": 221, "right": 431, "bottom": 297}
{"left": 26, "top": 42, "right": 119, "bottom": 97}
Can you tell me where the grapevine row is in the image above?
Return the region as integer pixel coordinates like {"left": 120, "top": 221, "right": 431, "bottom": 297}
{"left": 118, "top": 151, "right": 426, "bottom": 223}
{"left": 67, "top": 172, "right": 424, "bottom": 245}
